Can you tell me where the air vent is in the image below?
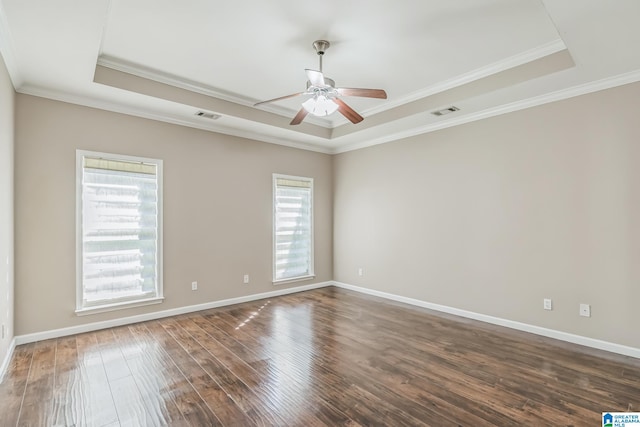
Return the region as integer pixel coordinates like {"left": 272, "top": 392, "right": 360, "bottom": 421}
{"left": 431, "top": 106, "right": 459, "bottom": 116}
{"left": 195, "top": 111, "right": 221, "bottom": 120}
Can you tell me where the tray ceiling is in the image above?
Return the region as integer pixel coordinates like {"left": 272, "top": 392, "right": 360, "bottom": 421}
{"left": 1, "top": 0, "right": 639, "bottom": 153}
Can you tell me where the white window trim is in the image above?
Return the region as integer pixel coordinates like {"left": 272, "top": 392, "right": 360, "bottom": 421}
{"left": 75, "top": 296, "right": 164, "bottom": 316}
{"left": 76, "top": 150, "right": 164, "bottom": 315}
{"left": 272, "top": 173, "right": 315, "bottom": 284}
{"left": 273, "top": 275, "right": 316, "bottom": 285}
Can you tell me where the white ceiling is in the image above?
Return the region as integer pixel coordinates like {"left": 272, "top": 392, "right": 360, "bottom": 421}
{"left": 1, "top": 0, "right": 639, "bottom": 153}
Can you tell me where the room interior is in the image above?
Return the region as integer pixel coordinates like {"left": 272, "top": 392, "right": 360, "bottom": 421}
{"left": 0, "top": 0, "right": 639, "bottom": 424}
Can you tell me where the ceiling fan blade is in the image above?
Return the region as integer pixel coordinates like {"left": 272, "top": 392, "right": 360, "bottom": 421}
{"left": 305, "top": 69, "right": 326, "bottom": 87}
{"left": 334, "top": 98, "right": 364, "bottom": 124}
{"left": 254, "top": 92, "right": 305, "bottom": 106}
{"left": 290, "top": 107, "right": 309, "bottom": 125}
{"left": 336, "top": 88, "right": 387, "bottom": 99}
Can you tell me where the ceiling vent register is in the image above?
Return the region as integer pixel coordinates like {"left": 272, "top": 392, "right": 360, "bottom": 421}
{"left": 431, "top": 106, "right": 460, "bottom": 116}
{"left": 195, "top": 111, "right": 221, "bottom": 120}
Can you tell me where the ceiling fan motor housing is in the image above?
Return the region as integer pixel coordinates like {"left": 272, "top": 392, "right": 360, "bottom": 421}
{"left": 307, "top": 77, "right": 335, "bottom": 89}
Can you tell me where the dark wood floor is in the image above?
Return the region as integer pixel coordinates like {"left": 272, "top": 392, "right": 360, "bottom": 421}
{"left": 1, "top": 287, "right": 639, "bottom": 426}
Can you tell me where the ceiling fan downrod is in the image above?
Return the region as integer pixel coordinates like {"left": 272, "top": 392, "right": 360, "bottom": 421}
{"left": 313, "top": 40, "right": 330, "bottom": 73}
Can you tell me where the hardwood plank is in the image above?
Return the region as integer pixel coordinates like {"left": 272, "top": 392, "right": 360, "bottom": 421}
{"left": 2, "top": 287, "right": 639, "bottom": 425}
{"left": 50, "top": 336, "right": 84, "bottom": 426}
{"left": 112, "top": 325, "right": 188, "bottom": 427}
{"left": 143, "top": 320, "right": 227, "bottom": 426}
{"left": 269, "top": 305, "right": 502, "bottom": 425}
{"left": 310, "top": 288, "right": 636, "bottom": 421}
{"left": 16, "top": 339, "right": 57, "bottom": 427}
{"left": 196, "top": 309, "right": 358, "bottom": 423}
{"left": 124, "top": 355, "right": 190, "bottom": 427}
{"left": 109, "top": 374, "right": 154, "bottom": 426}
{"left": 129, "top": 321, "right": 223, "bottom": 426}
{"left": 215, "top": 302, "right": 429, "bottom": 426}
{"left": 218, "top": 301, "right": 470, "bottom": 425}
{"left": 0, "top": 343, "right": 34, "bottom": 427}
{"left": 75, "top": 332, "right": 120, "bottom": 426}
{"left": 173, "top": 315, "right": 288, "bottom": 425}
{"left": 157, "top": 318, "right": 258, "bottom": 426}
{"left": 190, "top": 313, "right": 354, "bottom": 425}
{"left": 95, "top": 329, "right": 131, "bottom": 382}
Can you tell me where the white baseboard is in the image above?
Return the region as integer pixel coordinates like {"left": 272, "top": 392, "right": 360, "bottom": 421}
{"left": 11, "top": 280, "right": 640, "bottom": 360}
{"left": 0, "top": 337, "right": 16, "bottom": 384}
{"left": 332, "top": 281, "right": 640, "bottom": 359}
{"left": 14, "top": 281, "right": 332, "bottom": 345}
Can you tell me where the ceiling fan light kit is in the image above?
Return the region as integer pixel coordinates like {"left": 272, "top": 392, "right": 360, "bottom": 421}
{"left": 254, "top": 40, "right": 387, "bottom": 125}
{"left": 302, "top": 94, "right": 339, "bottom": 116}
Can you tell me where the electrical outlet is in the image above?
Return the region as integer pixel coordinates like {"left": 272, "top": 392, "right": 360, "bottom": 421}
{"left": 358, "top": 268, "right": 363, "bottom": 277}
{"left": 543, "top": 299, "right": 552, "bottom": 310}
{"left": 243, "top": 274, "right": 249, "bottom": 284}
{"left": 579, "top": 303, "right": 591, "bottom": 317}
{"left": 191, "top": 281, "right": 198, "bottom": 291}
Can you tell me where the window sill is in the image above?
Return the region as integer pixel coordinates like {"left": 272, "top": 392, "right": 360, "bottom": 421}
{"left": 272, "top": 275, "right": 316, "bottom": 286}
{"left": 75, "top": 296, "right": 164, "bottom": 316}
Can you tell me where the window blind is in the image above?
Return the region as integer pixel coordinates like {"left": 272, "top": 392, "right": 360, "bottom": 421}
{"left": 274, "top": 176, "right": 313, "bottom": 281}
{"left": 81, "top": 156, "right": 159, "bottom": 306}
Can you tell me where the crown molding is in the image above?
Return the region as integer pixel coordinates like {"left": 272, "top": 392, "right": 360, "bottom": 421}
{"left": 333, "top": 69, "right": 640, "bottom": 154}
{"left": 17, "top": 67, "right": 640, "bottom": 156}
{"left": 97, "top": 55, "right": 332, "bottom": 128}
{"left": 98, "top": 40, "right": 566, "bottom": 131}
{"left": 0, "top": 0, "right": 23, "bottom": 88}
{"left": 329, "top": 39, "right": 568, "bottom": 127}
{"left": 97, "top": 54, "right": 254, "bottom": 107}
{"left": 17, "top": 84, "right": 334, "bottom": 154}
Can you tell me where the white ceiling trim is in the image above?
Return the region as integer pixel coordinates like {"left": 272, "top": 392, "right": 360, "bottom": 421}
{"left": 17, "top": 84, "right": 334, "bottom": 154}
{"left": 363, "top": 39, "right": 566, "bottom": 114}
{"left": 98, "top": 39, "right": 566, "bottom": 131}
{"left": 313, "top": 39, "right": 568, "bottom": 128}
{"left": 97, "top": 55, "right": 254, "bottom": 107}
{"left": 333, "top": 69, "right": 640, "bottom": 154}
{"left": 18, "top": 68, "right": 640, "bottom": 156}
{"left": 97, "top": 55, "right": 332, "bottom": 128}
{"left": 0, "top": 0, "right": 22, "bottom": 88}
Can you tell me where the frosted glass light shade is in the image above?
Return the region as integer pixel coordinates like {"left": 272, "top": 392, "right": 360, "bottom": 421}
{"left": 302, "top": 95, "right": 339, "bottom": 116}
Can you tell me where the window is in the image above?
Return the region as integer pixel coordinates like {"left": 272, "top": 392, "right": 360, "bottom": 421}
{"left": 273, "top": 174, "right": 314, "bottom": 283}
{"left": 76, "top": 150, "right": 163, "bottom": 314}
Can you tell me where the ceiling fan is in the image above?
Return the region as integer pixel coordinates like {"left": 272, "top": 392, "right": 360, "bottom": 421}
{"left": 254, "top": 40, "right": 387, "bottom": 125}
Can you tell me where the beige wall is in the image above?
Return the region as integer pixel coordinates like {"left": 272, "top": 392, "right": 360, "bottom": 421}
{"left": 0, "top": 54, "right": 15, "bottom": 364}
{"left": 14, "top": 95, "right": 332, "bottom": 335}
{"left": 10, "top": 79, "right": 640, "bottom": 352}
{"left": 334, "top": 82, "right": 640, "bottom": 349}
